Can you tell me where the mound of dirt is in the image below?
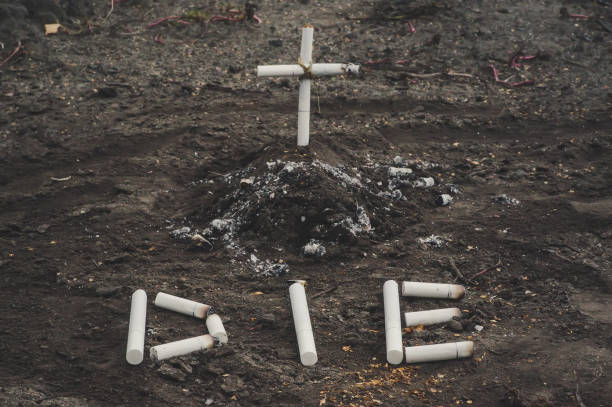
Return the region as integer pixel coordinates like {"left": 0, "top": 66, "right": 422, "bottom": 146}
{"left": 171, "top": 145, "right": 462, "bottom": 275}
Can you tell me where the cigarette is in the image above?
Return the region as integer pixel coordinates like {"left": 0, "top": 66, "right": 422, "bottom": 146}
{"left": 404, "top": 341, "right": 474, "bottom": 364}
{"left": 154, "top": 292, "right": 211, "bottom": 319}
{"left": 404, "top": 308, "right": 461, "bottom": 327}
{"left": 289, "top": 282, "right": 317, "bottom": 366}
{"left": 205, "top": 313, "right": 228, "bottom": 344}
{"left": 401, "top": 282, "right": 465, "bottom": 299}
{"left": 126, "top": 289, "right": 147, "bottom": 365}
{"left": 150, "top": 334, "right": 215, "bottom": 362}
{"left": 297, "top": 26, "right": 313, "bottom": 147}
{"left": 257, "top": 63, "right": 361, "bottom": 77}
{"left": 383, "top": 280, "right": 403, "bottom": 365}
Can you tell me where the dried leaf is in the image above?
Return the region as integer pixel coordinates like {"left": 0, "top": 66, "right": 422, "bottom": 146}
{"left": 45, "top": 24, "right": 62, "bottom": 35}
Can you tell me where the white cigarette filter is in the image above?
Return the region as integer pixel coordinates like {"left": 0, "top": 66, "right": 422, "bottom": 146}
{"left": 150, "top": 334, "right": 215, "bottom": 362}
{"left": 404, "top": 308, "right": 461, "bottom": 327}
{"left": 401, "top": 282, "right": 465, "bottom": 299}
{"left": 289, "top": 282, "right": 317, "bottom": 366}
{"left": 297, "top": 25, "right": 314, "bottom": 147}
{"left": 154, "top": 292, "right": 211, "bottom": 319}
{"left": 404, "top": 341, "right": 474, "bottom": 364}
{"left": 205, "top": 313, "right": 228, "bottom": 344}
{"left": 383, "top": 280, "right": 403, "bottom": 365}
{"left": 126, "top": 289, "right": 147, "bottom": 365}
{"left": 257, "top": 63, "right": 361, "bottom": 77}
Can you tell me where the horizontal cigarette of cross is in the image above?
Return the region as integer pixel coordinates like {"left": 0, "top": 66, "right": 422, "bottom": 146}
{"left": 257, "top": 25, "right": 361, "bottom": 146}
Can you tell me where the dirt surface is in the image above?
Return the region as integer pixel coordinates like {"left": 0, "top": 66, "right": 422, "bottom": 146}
{"left": 1, "top": 0, "right": 611, "bottom": 406}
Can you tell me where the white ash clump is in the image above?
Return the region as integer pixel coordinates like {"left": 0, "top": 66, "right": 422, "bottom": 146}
{"left": 417, "top": 235, "right": 448, "bottom": 248}
{"left": 388, "top": 167, "right": 413, "bottom": 178}
{"left": 334, "top": 204, "right": 372, "bottom": 236}
{"left": 248, "top": 254, "right": 289, "bottom": 277}
{"left": 413, "top": 177, "right": 435, "bottom": 188}
{"left": 492, "top": 194, "right": 520, "bottom": 206}
{"left": 393, "top": 155, "right": 445, "bottom": 170}
{"left": 447, "top": 184, "right": 461, "bottom": 194}
{"left": 303, "top": 240, "right": 326, "bottom": 256}
{"left": 313, "top": 160, "right": 362, "bottom": 187}
{"left": 438, "top": 194, "right": 453, "bottom": 206}
{"left": 169, "top": 226, "right": 192, "bottom": 240}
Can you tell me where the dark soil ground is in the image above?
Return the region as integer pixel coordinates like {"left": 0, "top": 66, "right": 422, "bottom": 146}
{"left": 1, "top": 0, "right": 611, "bottom": 406}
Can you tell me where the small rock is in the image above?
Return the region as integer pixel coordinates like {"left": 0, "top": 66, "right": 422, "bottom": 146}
{"left": 474, "top": 325, "right": 484, "bottom": 332}
{"left": 303, "top": 240, "right": 326, "bottom": 256}
{"left": 95, "top": 286, "right": 121, "bottom": 297}
{"left": 36, "top": 224, "right": 50, "bottom": 234}
{"left": 417, "top": 235, "right": 446, "bottom": 248}
{"left": 96, "top": 87, "right": 118, "bottom": 98}
{"left": 240, "top": 177, "right": 255, "bottom": 186}
{"left": 158, "top": 363, "right": 187, "bottom": 382}
{"left": 170, "top": 226, "right": 192, "bottom": 239}
{"left": 438, "top": 194, "right": 453, "bottom": 206}
{"left": 413, "top": 177, "right": 435, "bottom": 188}
{"left": 388, "top": 167, "right": 413, "bottom": 177}
{"left": 447, "top": 320, "right": 463, "bottom": 332}
{"left": 268, "top": 39, "right": 283, "bottom": 47}
{"left": 492, "top": 194, "right": 520, "bottom": 205}
{"left": 220, "top": 375, "right": 245, "bottom": 394}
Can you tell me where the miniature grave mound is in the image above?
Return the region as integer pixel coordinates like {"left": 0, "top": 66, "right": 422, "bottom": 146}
{"left": 173, "top": 142, "right": 460, "bottom": 273}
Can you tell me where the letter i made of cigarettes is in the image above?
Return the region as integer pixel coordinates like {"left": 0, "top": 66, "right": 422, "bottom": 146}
{"left": 125, "top": 290, "right": 228, "bottom": 365}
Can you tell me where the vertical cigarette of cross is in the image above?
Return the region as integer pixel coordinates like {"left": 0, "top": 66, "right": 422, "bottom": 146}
{"left": 289, "top": 281, "right": 318, "bottom": 366}
{"left": 383, "top": 280, "right": 404, "bottom": 364}
{"left": 256, "top": 25, "right": 361, "bottom": 147}
{"left": 126, "top": 289, "right": 147, "bottom": 365}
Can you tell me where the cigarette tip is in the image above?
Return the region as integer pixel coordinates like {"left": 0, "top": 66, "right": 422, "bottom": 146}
{"left": 303, "top": 24, "right": 313, "bottom": 29}
{"left": 288, "top": 279, "right": 307, "bottom": 286}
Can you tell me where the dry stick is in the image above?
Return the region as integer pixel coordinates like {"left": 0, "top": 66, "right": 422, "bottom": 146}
{"left": 471, "top": 258, "right": 502, "bottom": 279}
{"left": 104, "top": 0, "right": 114, "bottom": 20}
{"left": 311, "top": 284, "right": 338, "bottom": 299}
{"left": 488, "top": 64, "right": 534, "bottom": 87}
{"left": 449, "top": 257, "right": 472, "bottom": 284}
{"left": 147, "top": 16, "right": 189, "bottom": 28}
{"left": 0, "top": 40, "right": 23, "bottom": 68}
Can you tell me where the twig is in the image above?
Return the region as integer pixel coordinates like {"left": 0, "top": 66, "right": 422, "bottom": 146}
{"left": 407, "top": 21, "right": 415, "bottom": 33}
{"left": 449, "top": 257, "right": 472, "bottom": 284}
{"left": 154, "top": 34, "right": 164, "bottom": 44}
{"left": 0, "top": 40, "right": 23, "bottom": 68}
{"left": 50, "top": 176, "right": 72, "bottom": 182}
{"left": 574, "top": 371, "right": 587, "bottom": 407}
{"left": 447, "top": 70, "right": 473, "bottom": 78}
{"left": 561, "top": 58, "right": 591, "bottom": 71}
{"left": 104, "top": 0, "right": 114, "bottom": 20}
{"left": 510, "top": 54, "right": 536, "bottom": 69}
{"left": 471, "top": 258, "right": 502, "bottom": 279}
{"left": 147, "top": 16, "right": 190, "bottom": 28}
{"left": 405, "top": 72, "right": 442, "bottom": 79}
{"left": 311, "top": 284, "right": 338, "bottom": 299}
{"left": 488, "top": 65, "right": 534, "bottom": 87}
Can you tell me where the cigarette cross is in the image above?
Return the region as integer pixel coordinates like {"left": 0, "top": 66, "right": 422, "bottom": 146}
{"left": 257, "top": 24, "right": 360, "bottom": 146}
